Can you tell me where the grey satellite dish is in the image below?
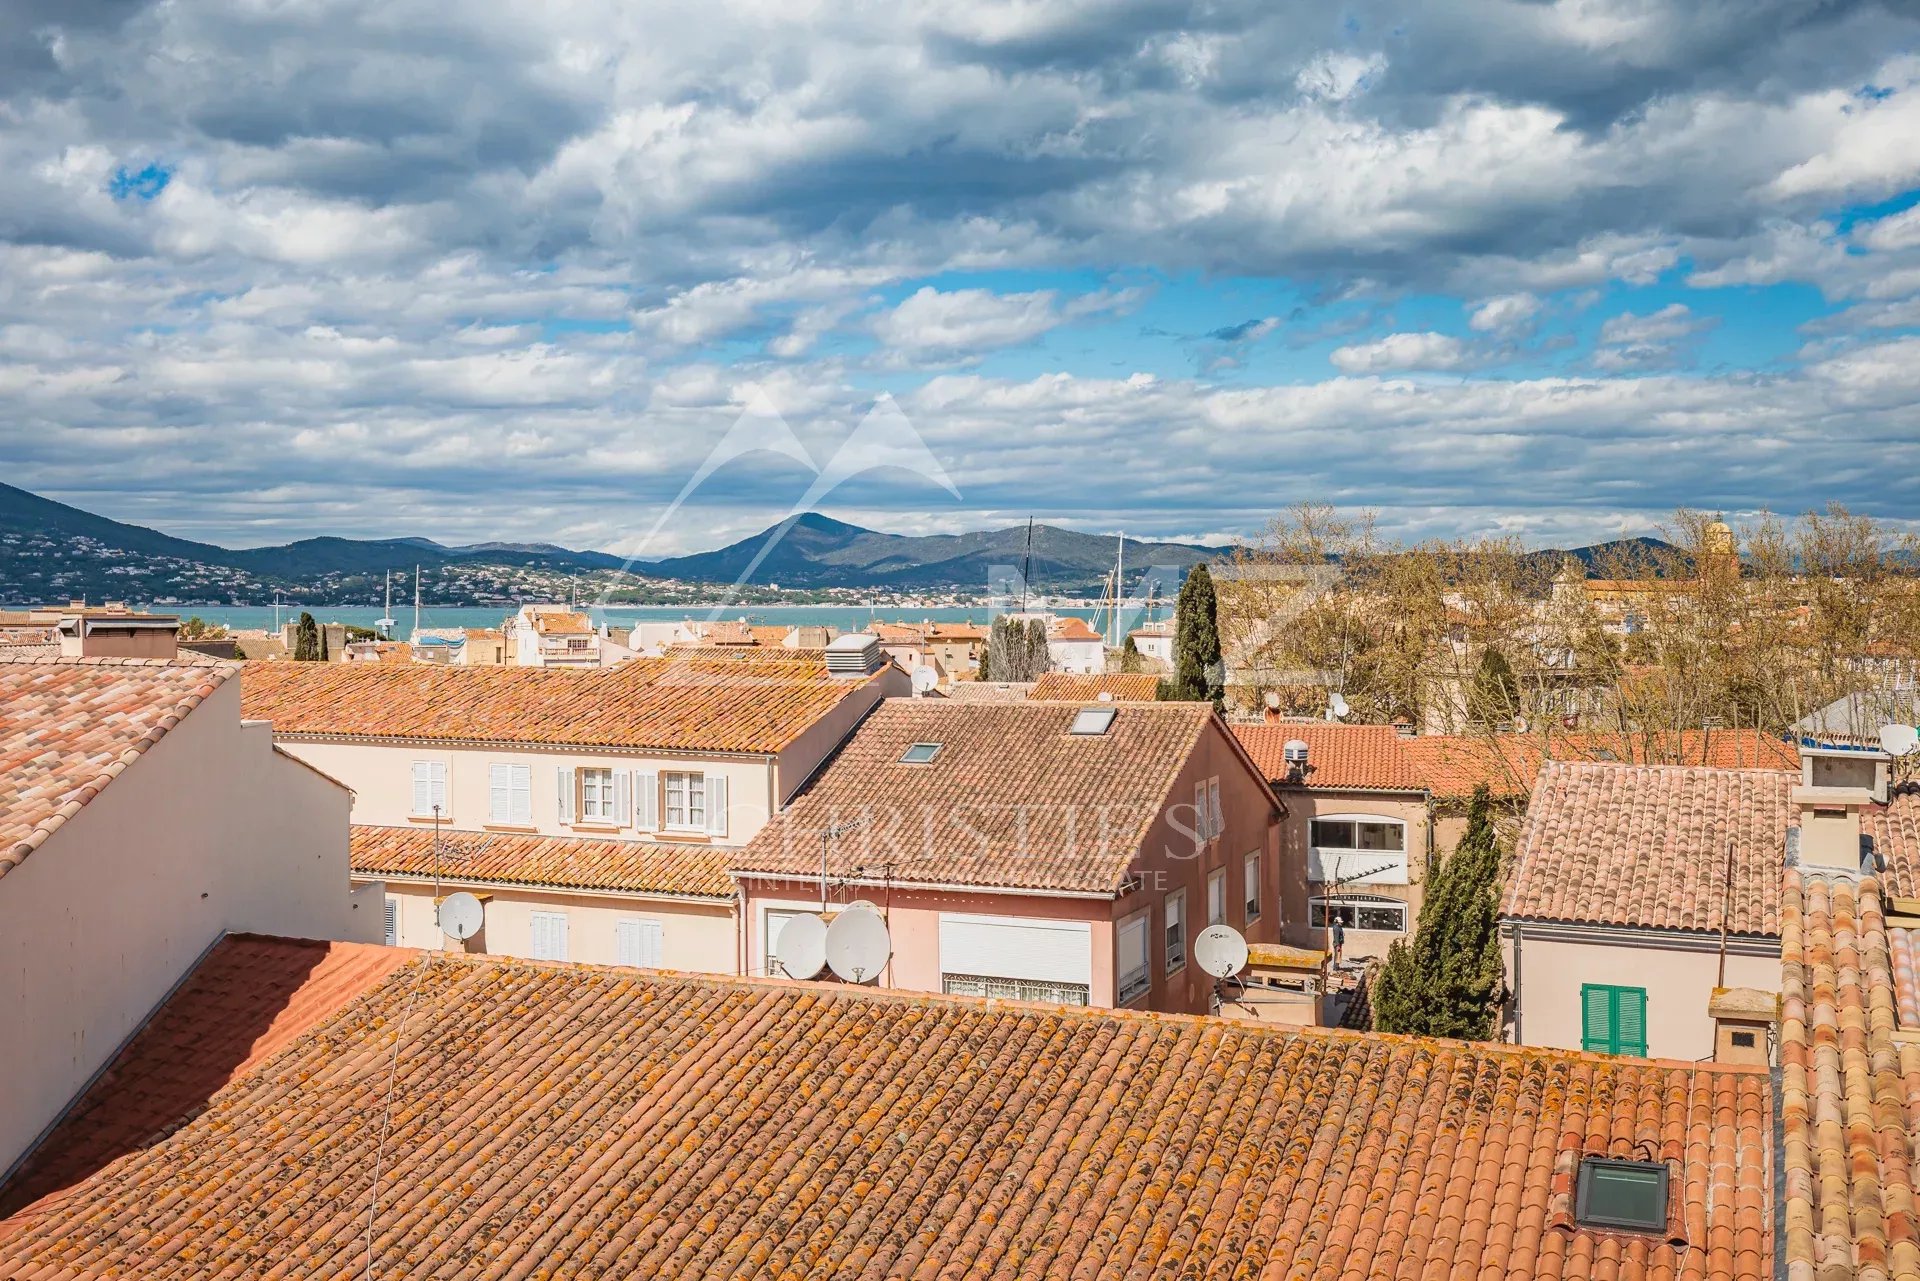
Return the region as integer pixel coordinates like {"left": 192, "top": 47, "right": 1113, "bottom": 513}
{"left": 825, "top": 907, "right": 892, "bottom": 983}
{"left": 1328, "top": 691, "right": 1350, "bottom": 720}
{"left": 1880, "top": 724, "right": 1919, "bottom": 758}
{"left": 1193, "top": 924, "right": 1249, "bottom": 980}
{"left": 911, "top": 665, "right": 939, "bottom": 695}
{"left": 774, "top": 912, "right": 828, "bottom": 980}
{"left": 437, "top": 891, "right": 485, "bottom": 942}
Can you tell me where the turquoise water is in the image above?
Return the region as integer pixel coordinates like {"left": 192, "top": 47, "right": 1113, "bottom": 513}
{"left": 160, "top": 602, "right": 1171, "bottom": 640}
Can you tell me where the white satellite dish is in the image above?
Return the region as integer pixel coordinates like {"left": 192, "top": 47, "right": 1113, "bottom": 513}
{"left": 437, "top": 891, "right": 485, "bottom": 942}
{"left": 1193, "top": 924, "right": 1249, "bottom": 980}
{"left": 773, "top": 912, "right": 828, "bottom": 980}
{"left": 910, "top": 665, "right": 939, "bottom": 695}
{"left": 1328, "top": 692, "right": 1349, "bottom": 720}
{"left": 825, "top": 906, "right": 892, "bottom": 984}
{"left": 1881, "top": 724, "right": 1919, "bottom": 758}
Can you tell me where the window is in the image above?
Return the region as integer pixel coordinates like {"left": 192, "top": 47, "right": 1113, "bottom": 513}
{"left": 530, "top": 910, "right": 569, "bottom": 962}
{"left": 1244, "top": 852, "right": 1261, "bottom": 921}
{"left": 1309, "top": 895, "right": 1408, "bottom": 933}
{"left": 1731, "top": 1030, "right": 1757, "bottom": 1048}
{"left": 664, "top": 772, "right": 707, "bottom": 831}
{"left": 1117, "top": 913, "right": 1150, "bottom": 1004}
{"left": 488, "top": 763, "right": 532, "bottom": 824}
{"left": 1208, "top": 778, "right": 1223, "bottom": 841}
{"left": 410, "top": 761, "right": 447, "bottom": 817}
{"left": 383, "top": 897, "right": 398, "bottom": 947}
{"left": 900, "top": 742, "right": 943, "bottom": 764}
{"left": 1575, "top": 1157, "right": 1669, "bottom": 1233}
{"left": 1308, "top": 814, "right": 1410, "bottom": 886}
{"left": 1309, "top": 818, "right": 1407, "bottom": 851}
{"left": 567, "top": 637, "right": 590, "bottom": 651}
{"left": 1581, "top": 984, "right": 1648, "bottom": 1057}
{"left": 579, "top": 767, "right": 616, "bottom": 822}
{"left": 1069, "top": 707, "right": 1116, "bottom": 735}
{"left": 1165, "top": 889, "right": 1186, "bottom": 973}
{"left": 943, "top": 974, "right": 1089, "bottom": 1006}
{"left": 615, "top": 918, "right": 663, "bottom": 968}
{"left": 1207, "top": 869, "right": 1227, "bottom": 926}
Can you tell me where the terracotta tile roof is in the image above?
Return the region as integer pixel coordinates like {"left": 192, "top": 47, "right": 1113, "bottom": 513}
{"left": 749, "top": 625, "right": 792, "bottom": 645}
{"left": 1048, "top": 616, "right": 1103, "bottom": 641}
{"left": 734, "top": 699, "right": 1218, "bottom": 894}
{"left": 240, "top": 653, "right": 875, "bottom": 754}
{"left": 1401, "top": 730, "right": 1798, "bottom": 801}
{"left": 1027, "top": 672, "right": 1161, "bottom": 703}
{"left": 0, "top": 655, "right": 236, "bottom": 880}
{"left": 0, "top": 934, "right": 411, "bottom": 1234}
{"left": 351, "top": 824, "right": 733, "bottom": 898}
{"left": 940, "top": 680, "right": 1035, "bottom": 703}
{"left": 0, "top": 950, "right": 1772, "bottom": 1279}
{"left": 1870, "top": 787, "right": 1920, "bottom": 901}
{"left": 926, "top": 622, "right": 986, "bottom": 641}
{"left": 699, "top": 619, "right": 757, "bottom": 645}
{"left": 1502, "top": 761, "right": 1798, "bottom": 935}
{"left": 528, "top": 609, "right": 593, "bottom": 635}
{"left": 1780, "top": 867, "right": 1920, "bottom": 1280}
{"left": 1232, "top": 722, "right": 1424, "bottom": 791}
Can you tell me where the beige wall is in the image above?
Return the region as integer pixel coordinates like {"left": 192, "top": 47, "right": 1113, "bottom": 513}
{"left": 772, "top": 670, "right": 904, "bottom": 801}
{"left": 378, "top": 879, "right": 736, "bottom": 973}
{"left": 1276, "top": 787, "right": 1431, "bottom": 961}
{"left": 0, "top": 681, "right": 367, "bottom": 1175}
{"left": 1501, "top": 925, "right": 1780, "bottom": 1061}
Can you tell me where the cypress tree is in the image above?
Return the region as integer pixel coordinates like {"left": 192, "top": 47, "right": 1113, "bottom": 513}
{"left": 1025, "top": 618, "right": 1049, "bottom": 677}
{"left": 293, "top": 611, "right": 320, "bottom": 662}
{"left": 1469, "top": 647, "right": 1519, "bottom": 724}
{"left": 1119, "top": 634, "right": 1143, "bottom": 674}
{"left": 1370, "top": 784, "right": 1508, "bottom": 1040}
{"left": 1171, "top": 564, "right": 1223, "bottom": 707}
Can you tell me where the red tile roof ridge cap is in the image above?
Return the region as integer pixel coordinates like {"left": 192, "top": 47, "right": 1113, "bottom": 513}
{"left": 269, "top": 745, "right": 352, "bottom": 792}
{"left": 0, "top": 653, "right": 233, "bottom": 669}
{"left": 1537, "top": 757, "right": 1798, "bottom": 780}
{"left": 378, "top": 949, "right": 1772, "bottom": 1074}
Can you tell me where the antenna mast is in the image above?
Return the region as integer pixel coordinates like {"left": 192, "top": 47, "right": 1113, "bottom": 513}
{"left": 412, "top": 565, "right": 421, "bottom": 641}
{"left": 1020, "top": 517, "right": 1034, "bottom": 613}
{"left": 1113, "top": 531, "right": 1125, "bottom": 648}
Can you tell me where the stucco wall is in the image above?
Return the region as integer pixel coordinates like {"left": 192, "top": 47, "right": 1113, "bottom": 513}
{"left": 772, "top": 669, "right": 904, "bottom": 801}
{"left": 0, "top": 680, "right": 365, "bottom": 1175}
{"left": 1501, "top": 926, "right": 1781, "bottom": 1061}
{"left": 1276, "top": 787, "right": 1430, "bottom": 961}
{"left": 379, "top": 879, "right": 736, "bottom": 974}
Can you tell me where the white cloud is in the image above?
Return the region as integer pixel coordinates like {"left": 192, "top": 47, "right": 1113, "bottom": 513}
{"left": 1467, "top": 293, "right": 1541, "bottom": 335}
{"left": 870, "top": 285, "right": 1136, "bottom": 362}
{"left": 1594, "top": 302, "right": 1715, "bottom": 370}
{"left": 1329, "top": 331, "right": 1471, "bottom": 373}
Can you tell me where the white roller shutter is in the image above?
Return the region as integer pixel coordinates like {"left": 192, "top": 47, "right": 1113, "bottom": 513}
{"left": 939, "top": 914, "right": 1091, "bottom": 986}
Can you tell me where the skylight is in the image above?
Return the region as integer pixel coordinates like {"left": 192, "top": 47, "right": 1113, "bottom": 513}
{"left": 899, "top": 742, "right": 943, "bottom": 764}
{"left": 1069, "top": 707, "right": 1117, "bottom": 736}
{"left": 1575, "top": 1157, "right": 1669, "bottom": 1233}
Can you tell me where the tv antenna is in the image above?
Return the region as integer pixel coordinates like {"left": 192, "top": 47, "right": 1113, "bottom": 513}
{"left": 1193, "top": 924, "right": 1249, "bottom": 979}
{"left": 773, "top": 912, "right": 829, "bottom": 979}
{"left": 825, "top": 906, "right": 891, "bottom": 983}
{"left": 436, "top": 891, "right": 485, "bottom": 943}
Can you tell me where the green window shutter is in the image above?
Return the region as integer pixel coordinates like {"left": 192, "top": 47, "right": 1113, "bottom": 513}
{"left": 1616, "top": 987, "right": 1648, "bottom": 1057}
{"left": 1581, "top": 984, "right": 1613, "bottom": 1053}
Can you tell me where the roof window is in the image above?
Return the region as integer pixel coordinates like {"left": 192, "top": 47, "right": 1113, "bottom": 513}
{"left": 1575, "top": 1157, "right": 1669, "bottom": 1233}
{"left": 899, "top": 742, "right": 943, "bottom": 764}
{"left": 1069, "top": 707, "right": 1117, "bottom": 736}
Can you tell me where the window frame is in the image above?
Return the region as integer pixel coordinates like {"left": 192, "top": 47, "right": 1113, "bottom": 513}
{"left": 1307, "top": 812, "right": 1410, "bottom": 887}
{"left": 1243, "top": 851, "right": 1262, "bottom": 921}
{"left": 1207, "top": 868, "right": 1227, "bottom": 926}
{"left": 1116, "top": 910, "right": 1150, "bottom": 1005}
{"left": 1574, "top": 1156, "right": 1670, "bottom": 1234}
{"left": 662, "top": 770, "right": 707, "bottom": 832}
{"left": 1308, "top": 894, "right": 1408, "bottom": 933}
{"left": 1580, "top": 983, "right": 1649, "bottom": 1057}
{"left": 1164, "top": 889, "right": 1187, "bottom": 974}
{"left": 899, "top": 742, "right": 943, "bottom": 764}
{"left": 577, "top": 766, "right": 616, "bottom": 822}
{"left": 942, "top": 973, "right": 1090, "bottom": 1006}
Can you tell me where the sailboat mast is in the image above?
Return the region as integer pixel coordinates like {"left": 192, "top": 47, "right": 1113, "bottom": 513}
{"left": 1020, "top": 517, "right": 1033, "bottom": 612}
{"left": 1113, "top": 532, "right": 1124, "bottom": 648}
{"left": 413, "top": 565, "right": 421, "bottom": 640}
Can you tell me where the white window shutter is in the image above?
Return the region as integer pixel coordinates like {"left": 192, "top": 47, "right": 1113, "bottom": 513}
{"left": 511, "top": 765, "right": 532, "bottom": 824}
{"left": 489, "top": 764, "right": 510, "bottom": 823}
{"left": 553, "top": 913, "right": 569, "bottom": 961}
{"left": 635, "top": 771, "right": 658, "bottom": 832}
{"left": 384, "top": 898, "right": 398, "bottom": 947}
{"left": 614, "top": 771, "right": 632, "bottom": 827}
{"left": 706, "top": 773, "right": 728, "bottom": 837}
{"left": 617, "top": 918, "right": 664, "bottom": 968}
{"left": 616, "top": 919, "right": 640, "bottom": 967}
{"left": 1194, "top": 782, "right": 1209, "bottom": 841}
{"left": 431, "top": 762, "right": 448, "bottom": 814}
{"left": 412, "top": 762, "right": 431, "bottom": 816}
{"left": 557, "top": 767, "right": 575, "bottom": 825}
{"left": 639, "top": 919, "right": 663, "bottom": 967}
{"left": 1209, "top": 779, "right": 1224, "bottom": 841}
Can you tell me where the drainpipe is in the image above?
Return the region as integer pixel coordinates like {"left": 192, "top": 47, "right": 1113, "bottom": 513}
{"left": 1508, "top": 921, "right": 1523, "bottom": 1044}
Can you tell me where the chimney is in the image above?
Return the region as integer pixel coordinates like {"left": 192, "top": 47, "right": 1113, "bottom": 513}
{"left": 1793, "top": 743, "right": 1885, "bottom": 872}
{"left": 824, "top": 633, "right": 885, "bottom": 679}
{"left": 1282, "top": 739, "right": 1309, "bottom": 784}
{"left": 1706, "top": 988, "right": 1777, "bottom": 1066}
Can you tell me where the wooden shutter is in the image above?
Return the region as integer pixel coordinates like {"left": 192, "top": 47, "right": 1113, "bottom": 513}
{"left": 1617, "top": 988, "right": 1648, "bottom": 1057}
{"left": 510, "top": 765, "right": 532, "bottom": 824}
{"left": 614, "top": 771, "right": 631, "bottom": 827}
{"left": 1581, "top": 984, "right": 1613, "bottom": 1054}
{"left": 706, "top": 774, "right": 728, "bottom": 837}
{"left": 489, "top": 764, "right": 511, "bottom": 823}
{"left": 556, "top": 767, "right": 575, "bottom": 825}
{"left": 634, "top": 771, "right": 659, "bottom": 832}
{"left": 412, "top": 762, "right": 431, "bottom": 815}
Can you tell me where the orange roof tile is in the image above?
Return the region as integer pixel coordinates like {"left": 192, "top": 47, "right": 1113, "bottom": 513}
{"left": 1401, "top": 730, "right": 1797, "bottom": 801}
{"left": 1026, "top": 672, "right": 1161, "bottom": 702}
{"left": 240, "top": 652, "right": 876, "bottom": 754}
{"left": 351, "top": 824, "right": 733, "bottom": 898}
{"left": 0, "top": 935, "right": 411, "bottom": 1233}
{"left": 1870, "top": 787, "right": 1920, "bottom": 900}
{"left": 1780, "top": 867, "right": 1920, "bottom": 1280}
{"left": 1232, "top": 722, "right": 1423, "bottom": 791}
{"left": 0, "top": 948, "right": 1772, "bottom": 1279}
{"left": 1502, "top": 761, "right": 1798, "bottom": 935}
{"left": 528, "top": 609, "right": 593, "bottom": 635}
{"left": 1048, "top": 616, "right": 1102, "bottom": 641}
{"left": 734, "top": 699, "right": 1221, "bottom": 893}
{"left": 0, "top": 655, "right": 235, "bottom": 880}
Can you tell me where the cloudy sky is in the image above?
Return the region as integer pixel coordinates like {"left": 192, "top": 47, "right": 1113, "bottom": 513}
{"left": 4, "top": 0, "right": 1919, "bottom": 555}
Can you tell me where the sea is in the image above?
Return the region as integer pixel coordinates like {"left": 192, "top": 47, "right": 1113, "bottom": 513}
{"left": 159, "top": 601, "right": 1171, "bottom": 641}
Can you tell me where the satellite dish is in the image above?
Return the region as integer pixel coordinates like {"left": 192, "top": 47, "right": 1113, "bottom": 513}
{"left": 1328, "top": 692, "right": 1349, "bottom": 720}
{"left": 774, "top": 912, "right": 828, "bottom": 980}
{"left": 911, "top": 665, "right": 939, "bottom": 694}
{"left": 825, "top": 906, "right": 892, "bottom": 983}
{"left": 1193, "top": 924, "right": 1249, "bottom": 979}
{"left": 437, "top": 892, "right": 485, "bottom": 942}
{"left": 1881, "top": 724, "right": 1919, "bottom": 758}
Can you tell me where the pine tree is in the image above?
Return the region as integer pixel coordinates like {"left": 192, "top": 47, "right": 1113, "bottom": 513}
{"left": 293, "top": 612, "right": 320, "bottom": 662}
{"left": 1370, "top": 785, "right": 1508, "bottom": 1040}
{"left": 1171, "top": 564, "right": 1223, "bottom": 707}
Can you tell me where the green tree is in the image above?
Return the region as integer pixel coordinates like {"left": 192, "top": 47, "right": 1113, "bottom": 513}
{"left": 1025, "top": 618, "right": 1049, "bottom": 677}
{"left": 1468, "top": 647, "right": 1518, "bottom": 724}
{"left": 1370, "top": 785, "right": 1507, "bottom": 1040}
{"left": 1171, "top": 564, "right": 1223, "bottom": 707}
{"left": 1119, "top": 634, "right": 1143, "bottom": 674}
{"left": 293, "top": 612, "right": 321, "bottom": 661}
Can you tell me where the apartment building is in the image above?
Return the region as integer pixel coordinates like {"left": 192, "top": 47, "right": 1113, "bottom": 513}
{"left": 241, "top": 650, "right": 904, "bottom": 970}
{"left": 503, "top": 603, "right": 600, "bottom": 667}
{"left": 0, "top": 655, "right": 370, "bottom": 1175}
{"left": 732, "top": 698, "right": 1284, "bottom": 1015}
